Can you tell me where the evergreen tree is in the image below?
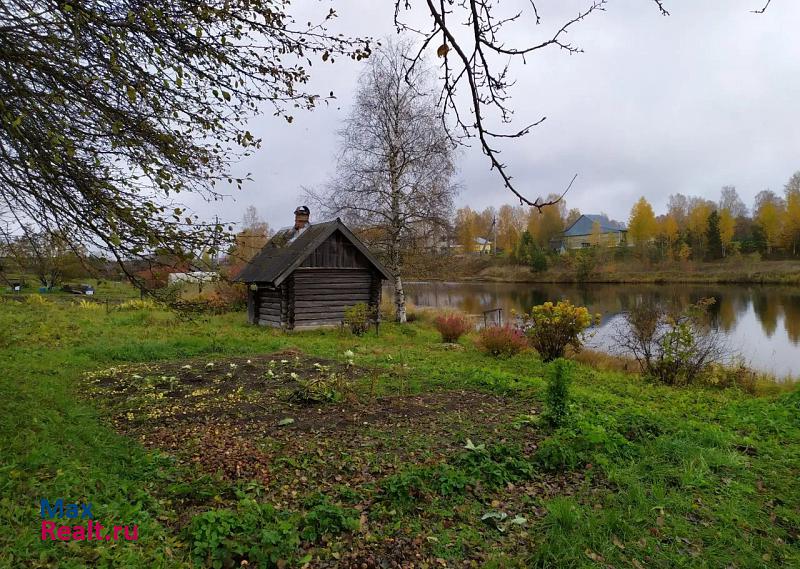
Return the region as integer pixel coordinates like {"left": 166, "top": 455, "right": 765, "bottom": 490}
{"left": 515, "top": 230, "right": 548, "bottom": 272}
{"left": 705, "top": 210, "right": 724, "bottom": 260}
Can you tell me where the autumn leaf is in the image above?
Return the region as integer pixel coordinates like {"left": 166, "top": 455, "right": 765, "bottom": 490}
{"left": 585, "top": 549, "right": 604, "bottom": 563}
{"left": 437, "top": 43, "right": 449, "bottom": 57}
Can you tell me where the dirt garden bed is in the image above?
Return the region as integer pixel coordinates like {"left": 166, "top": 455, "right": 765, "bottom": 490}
{"left": 83, "top": 349, "right": 611, "bottom": 566}
{"left": 84, "top": 350, "right": 537, "bottom": 483}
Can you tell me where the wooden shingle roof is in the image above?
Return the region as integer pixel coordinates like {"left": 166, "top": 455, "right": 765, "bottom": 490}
{"left": 234, "top": 219, "right": 392, "bottom": 285}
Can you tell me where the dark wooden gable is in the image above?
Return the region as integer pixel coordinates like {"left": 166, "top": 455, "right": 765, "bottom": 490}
{"left": 242, "top": 219, "right": 389, "bottom": 329}
{"left": 299, "top": 229, "right": 372, "bottom": 270}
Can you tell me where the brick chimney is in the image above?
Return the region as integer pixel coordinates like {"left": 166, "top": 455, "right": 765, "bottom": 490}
{"left": 294, "top": 206, "right": 310, "bottom": 230}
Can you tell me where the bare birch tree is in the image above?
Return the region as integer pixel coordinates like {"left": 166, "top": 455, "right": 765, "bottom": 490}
{"left": 307, "top": 39, "right": 457, "bottom": 323}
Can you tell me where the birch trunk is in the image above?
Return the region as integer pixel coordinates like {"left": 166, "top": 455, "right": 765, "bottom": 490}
{"left": 393, "top": 271, "right": 406, "bottom": 323}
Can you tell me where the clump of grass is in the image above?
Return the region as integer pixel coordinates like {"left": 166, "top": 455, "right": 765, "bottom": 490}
{"left": 570, "top": 348, "right": 638, "bottom": 373}
{"left": 24, "top": 293, "right": 51, "bottom": 305}
{"left": 117, "top": 298, "right": 158, "bottom": 311}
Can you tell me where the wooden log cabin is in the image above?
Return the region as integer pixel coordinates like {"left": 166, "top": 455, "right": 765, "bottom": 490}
{"left": 235, "top": 207, "right": 392, "bottom": 329}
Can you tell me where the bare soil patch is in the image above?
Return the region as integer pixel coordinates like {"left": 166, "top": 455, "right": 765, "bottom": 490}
{"left": 84, "top": 350, "right": 610, "bottom": 565}
{"left": 85, "top": 350, "right": 532, "bottom": 487}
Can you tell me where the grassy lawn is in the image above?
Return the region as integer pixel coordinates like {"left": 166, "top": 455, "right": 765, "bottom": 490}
{"left": 1, "top": 296, "right": 798, "bottom": 568}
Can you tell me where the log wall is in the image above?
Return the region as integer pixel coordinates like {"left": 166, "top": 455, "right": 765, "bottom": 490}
{"left": 253, "top": 283, "right": 288, "bottom": 327}
{"left": 292, "top": 268, "right": 372, "bottom": 328}
{"left": 247, "top": 229, "right": 385, "bottom": 329}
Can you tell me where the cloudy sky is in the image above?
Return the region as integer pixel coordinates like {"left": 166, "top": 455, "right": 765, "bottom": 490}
{"left": 185, "top": 0, "right": 800, "bottom": 230}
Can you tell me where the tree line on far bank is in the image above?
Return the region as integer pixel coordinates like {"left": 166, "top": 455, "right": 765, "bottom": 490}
{"left": 451, "top": 172, "right": 800, "bottom": 269}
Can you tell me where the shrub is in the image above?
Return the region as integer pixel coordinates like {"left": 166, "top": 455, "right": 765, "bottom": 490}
{"left": 168, "top": 298, "right": 226, "bottom": 316}
{"left": 699, "top": 359, "right": 758, "bottom": 393}
{"left": 476, "top": 324, "right": 528, "bottom": 357}
{"left": 344, "top": 302, "right": 373, "bottom": 336}
{"left": 574, "top": 249, "right": 597, "bottom": 282}
{"left": 530, "top": 248, "right": 549, "bottom": 272}
{"left": 211, "top": 280, "right": 247, "bottom": 310}
{"left": 433, "top": 312, "right": 472, "bottom": 343}
{"left": 613, "top": 297, "right": 724, "bottom": 386}
{"left": 543, "top": 359, "right": 573, "bottom": 428}
{"left": 521, "top": 300, "right": 596, "bottom": 362}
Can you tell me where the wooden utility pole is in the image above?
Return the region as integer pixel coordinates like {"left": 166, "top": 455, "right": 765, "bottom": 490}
{"left": 491, "top": 215, "right": 497, "bottom": 255}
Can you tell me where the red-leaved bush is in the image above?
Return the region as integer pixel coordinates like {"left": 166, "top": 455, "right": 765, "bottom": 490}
{"left": 476, "top": 324, "right": 528, "bottom": 357}
{"left": 433, "top": 312, "right": 472, "bottom": 343}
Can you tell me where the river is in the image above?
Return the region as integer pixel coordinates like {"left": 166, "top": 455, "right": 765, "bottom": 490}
{"left": 401, "top": 281, "right": 800, "bottom": 379}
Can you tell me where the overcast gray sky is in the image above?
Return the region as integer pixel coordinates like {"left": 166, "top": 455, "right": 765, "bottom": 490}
{"left": 185, "top": 0, "right": 800, "bottom": 230}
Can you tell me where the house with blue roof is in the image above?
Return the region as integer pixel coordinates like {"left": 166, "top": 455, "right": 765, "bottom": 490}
{"left": 553, "top": 214, "right": 628, "bottom": 252}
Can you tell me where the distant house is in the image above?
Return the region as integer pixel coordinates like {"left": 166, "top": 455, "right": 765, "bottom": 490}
{"left": 235, "top": 206, "right": 392, "bottom": 329}
{"left": 555, "top": 214, "right": 628, "bottom": 252}
{"left": 474, "top": 237, "right": 493, "bottom": 254}
{"left": 459, "top": 237, "right": 493, "bottom": 255}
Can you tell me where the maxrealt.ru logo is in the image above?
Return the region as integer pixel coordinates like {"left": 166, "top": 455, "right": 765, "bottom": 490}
{"left": 40, "top": 499, "right": 138, "bottom": 542}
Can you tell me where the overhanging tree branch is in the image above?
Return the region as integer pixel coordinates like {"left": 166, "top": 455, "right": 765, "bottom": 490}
{"left": 395, "top": 0, "right": 772, "bottom": 209}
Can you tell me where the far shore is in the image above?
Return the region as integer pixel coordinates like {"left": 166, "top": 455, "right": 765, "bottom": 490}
{"left": 407, "top": 258, "right": 800, "bottom": 285}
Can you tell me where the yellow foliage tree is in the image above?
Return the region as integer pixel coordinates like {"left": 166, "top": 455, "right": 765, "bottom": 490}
{"left": 659, "top": 213, "right": 679, "bottom": 256}
{"left": 628, "top": 197, "right": 657, "bottom": 246}
{"left": 496, "top": 204, "right": 527, "bottom": 253}
{"left": 755, "top": 196, "right": 785, "bottom": 255}
{"left": 565, "top": 208, "right": 582, "bottom": 228}
{"left": 526, "top": 207, "right": 540, "bottom": 239}
{"left": 230, "top": 205, "right": 270, "bottom": 264}
{"left": 686, "top": 199, "right": 714, "bottom": 256}
{"left": 455, "top": 206, "right": 478, "bottom": 252}
{"left": 678, "top": 242, "right": 692, "bottom": 262}
{"left": 528, "top": 194, "right": 564, "bottom": 248}
{"left": 718, "top": 208, "right": 735, "bottom": 257}
{"left": 783, "top": 176, "right": 800, "bottom": 255}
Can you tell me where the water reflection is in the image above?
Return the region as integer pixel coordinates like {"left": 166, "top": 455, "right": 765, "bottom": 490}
{"left": 401, "top": 281, "right": 800, "bottom": 378}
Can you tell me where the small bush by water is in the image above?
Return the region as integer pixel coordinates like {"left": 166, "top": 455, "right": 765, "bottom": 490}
{"left": 434, "top": 311, "right": 472, "bottom": 343}
{"left": 476, "top": 324, "right": 528, "bottom": 357}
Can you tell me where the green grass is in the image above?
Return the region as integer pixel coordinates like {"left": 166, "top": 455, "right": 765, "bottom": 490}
{"left": 0, "top": 296, "right": 798, "bottom": 567}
